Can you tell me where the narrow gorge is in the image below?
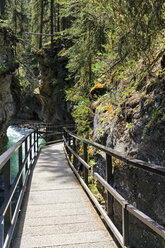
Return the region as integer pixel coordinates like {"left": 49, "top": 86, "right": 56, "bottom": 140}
{"left": 0, "top": 1, "right": 164, "bottom": 247}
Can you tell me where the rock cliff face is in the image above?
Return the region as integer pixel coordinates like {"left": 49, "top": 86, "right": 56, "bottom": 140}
{"left": 93, "top": 74, "right": 165, "bottom": 166}
{"left": 0, "top": 24, "right": 18, "bottom": 154}
{"left": 91, "top": 64, "right": 165, "bottom": 247}
{"left": 36, "top": 36, "right": 73, "bottom": 124}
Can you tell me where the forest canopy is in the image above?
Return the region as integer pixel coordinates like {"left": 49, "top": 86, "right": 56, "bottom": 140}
{"left": 0, "top": 0, "right": 165, "bottom": 132}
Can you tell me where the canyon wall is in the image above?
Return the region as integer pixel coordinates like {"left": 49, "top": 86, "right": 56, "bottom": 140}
{"left": 0, "top": 24, "right": 18, "bottom": 154}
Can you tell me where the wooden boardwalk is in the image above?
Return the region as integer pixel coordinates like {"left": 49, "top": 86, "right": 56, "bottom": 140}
{"left": 13, "top": 143, "right": 116, "bottom": 248}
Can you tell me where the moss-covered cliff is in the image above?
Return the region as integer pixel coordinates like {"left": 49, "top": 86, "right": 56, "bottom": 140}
{"left": 88, "top": 57, "right": 165, "bottom": 247}
{"left": 0, "top": 23, "right": 18, "bottom": 154}
{"left": 91, "top": 62, "right": 165, "bottom": 166}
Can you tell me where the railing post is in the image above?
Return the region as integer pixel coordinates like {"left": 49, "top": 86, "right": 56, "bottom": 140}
{"left": 68, "top": 135, "right": 71, "bottom": 159}
{"left": 106, "top": 153, "right": 114, "bottom": 219}
{"left": 65, "top": 130, "right": 67, "bottom": 142}
{"left": 25, "top": 137, "right": 28, "bottom": 172}
{"left": 73, "top": 137, "right": 77, "bottom": 169}
{"left": 45, "top": 124, "right": 47, "bottom": 143}
{"left": 122, "top": 206, "right": 129, "bottom": 246}
{"left": 30, "top": 133, "right": 32, "bottom": 163}
{"left": 4, "top": 160, "right": 12, "bottom": 233}
{"left": 65, "top": 131, "right": 69, "bottom": 154}
{"left": 0, "top": 216, "right": 4, "bottom": 248}
{"left": 83, "top": 143, "right": 88, "bottom": 185}
{"left": 61, "top": 126, "right": 64, "bottom": 139}
{"left": 37, "top": 129, "right": 39, "bottom": 152}
{"left": 19, "top": 145, "right": 23, "bottom": 191}
{"left": 63, "top": 129, "right": 66, "bottom": 149}
{"left": 34, "top": 131, "right": 36, "bottom": 157}
{"left": 53, "top": 124, "right": 55, "bottom": 135}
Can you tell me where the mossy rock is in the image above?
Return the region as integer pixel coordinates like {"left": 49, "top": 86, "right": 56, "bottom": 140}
{"left": 89, "top": 83, "right": 106, "bottom": 100}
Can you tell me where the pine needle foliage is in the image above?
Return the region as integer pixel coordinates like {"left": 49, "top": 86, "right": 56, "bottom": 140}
{"left": 61, "top": 0, "right": 165, "bottom": 134}
{"left": 1, "top": 0, "right": 165, "bottom": 134}
{"left": 61, "top": 0, "right": 106, "bottom": 133}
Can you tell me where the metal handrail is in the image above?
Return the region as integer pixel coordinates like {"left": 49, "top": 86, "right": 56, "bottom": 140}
{"left": 38, "top": 124, "right": 75, "bottom": 144}
{"left": 1, "top": 123, "right": 164, "bottom": 247}
{"left": 94, "top": 173, "right": 165, "bottom": 239}
{"left": 0, "top": 129, "right": 39, "bottom": 248}
{"left": 63, "top": 128, "right": 165, "bottom": 247}
{"left": 0, "top": 131, "right": 33, "bottom": 171}
{"left": 64, "top": 128, "right": 165, "bottom": 177}
{"left": 0, "top": 123, "right": 74, "bottom": 248}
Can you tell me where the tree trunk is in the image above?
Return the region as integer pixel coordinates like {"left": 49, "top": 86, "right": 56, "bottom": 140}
{"left": 39, "top": 0, "right": 44, "bottom": 49}
{"left": 54, "top": 1, "right": 57, "bottom": 33}
{"left": 57, "top": 3, "right": 60, "bottom": 32}
{"left": 50, "top": 0, "right": 54, "bottom": 52}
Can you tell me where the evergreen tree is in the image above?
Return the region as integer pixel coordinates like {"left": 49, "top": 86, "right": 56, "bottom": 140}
{"left": 0, "top": 0, "right": 9, "bottom": 19}
{"left": 50, "top": 0, "right": 54, "bottom": 50}
{"left": 39, "top": 0, "right": 44, "bottom": 49}
{"left": 61, "top": 0, "right": 106, "bottom": 133}
{"left": 31, "top": 0, "right": 41, "bottom": 48}
{"left": 31, "top": 0, "right": 63, "bottom": 49}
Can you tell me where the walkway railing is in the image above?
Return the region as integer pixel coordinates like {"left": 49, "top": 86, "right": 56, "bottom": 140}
{"left": 0, "top": 129, "right": 39, "bottom": 248}
{"left": 37, "top": 123, "right": 74, "bottom": 144}
{"left": 0, "top": 123, "right": 73, "bottom": 248}
{"left": 63, "top": 128, "right": 165, "bottom": 248}
{"left": 0, "top": 123, "right": 164, "bottom": 248}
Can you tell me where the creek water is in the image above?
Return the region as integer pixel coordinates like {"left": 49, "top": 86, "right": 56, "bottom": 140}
{"left": 7, "top": 126, "right": 32, "bottom": 182}
{"left": 0, "top": 126, "right": 43, "bottom": 208}
{"left": 0, "top": 126, "right": 45, "bottom": 243}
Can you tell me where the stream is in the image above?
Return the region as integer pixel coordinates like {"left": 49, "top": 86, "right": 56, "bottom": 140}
{"left": 0, "top": 126, "right": 43, "bottom": 208}
{"left": 7, "top": 126, "right": 32, "bottom": 182}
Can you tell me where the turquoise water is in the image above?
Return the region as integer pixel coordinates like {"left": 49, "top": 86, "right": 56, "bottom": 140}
{"left": 7, "top": 126, "right": 32, "bottom": 182}
{"left": 0, "top": 126, "right": 45, "bottom": 243}
{"left": 7, "top": 126, "right": 32, "bottom": 146}
{"left": 0, "top": 126, "right": 32, "bottom": 207}
{"left": 0, "top": 126, "right": 45, "bottom": 208}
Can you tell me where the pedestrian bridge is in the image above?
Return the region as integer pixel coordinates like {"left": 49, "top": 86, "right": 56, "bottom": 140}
{"left": 13, "top": 143, "right": 116, "bottom": 248}
{"left": 0, "top": 124, "right": 165, "bottom": 248}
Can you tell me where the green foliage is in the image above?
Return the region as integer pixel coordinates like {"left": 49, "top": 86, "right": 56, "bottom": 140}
{"left": 63, "top": 1, "right": 106, "bottom": 84}
{"left": 62, "top": 0, "right": 165, "bottom": 135}
{"left": 51, "top": 78, "right": 59, "bottom": 87}
{"left": 67, "top": 93, "right": 93, "bottom": 134}
{"left": 1, "top": 0, "right": 165, "bottom": 137}
{"left": 127, "top": 122, "right": 133, "bottom": 129}
{"left": 88, "top": 182, "right": 104, "bottom": 203}
{"left": 5, "top": 0, "right": 30, "bottom": 37}
{"left": 105, "top": 0, "right": 165, "bottom": 59}
{"left": 61, "top": 0, "right": 107, "bottom": 134}
{"left": 0, "top": 64, "right": 9, "bottom": 75}
{"left": 31, "top": 0, "right": 42, "bottom": 48}
{"left": 143, "top": 126, "right": 148, "bottom": 136}
{"left": 151, "top": 107, "right": 158, "bottom": 119}
{"left": 31, "top": 0, "right": 62, "bottom": 49}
